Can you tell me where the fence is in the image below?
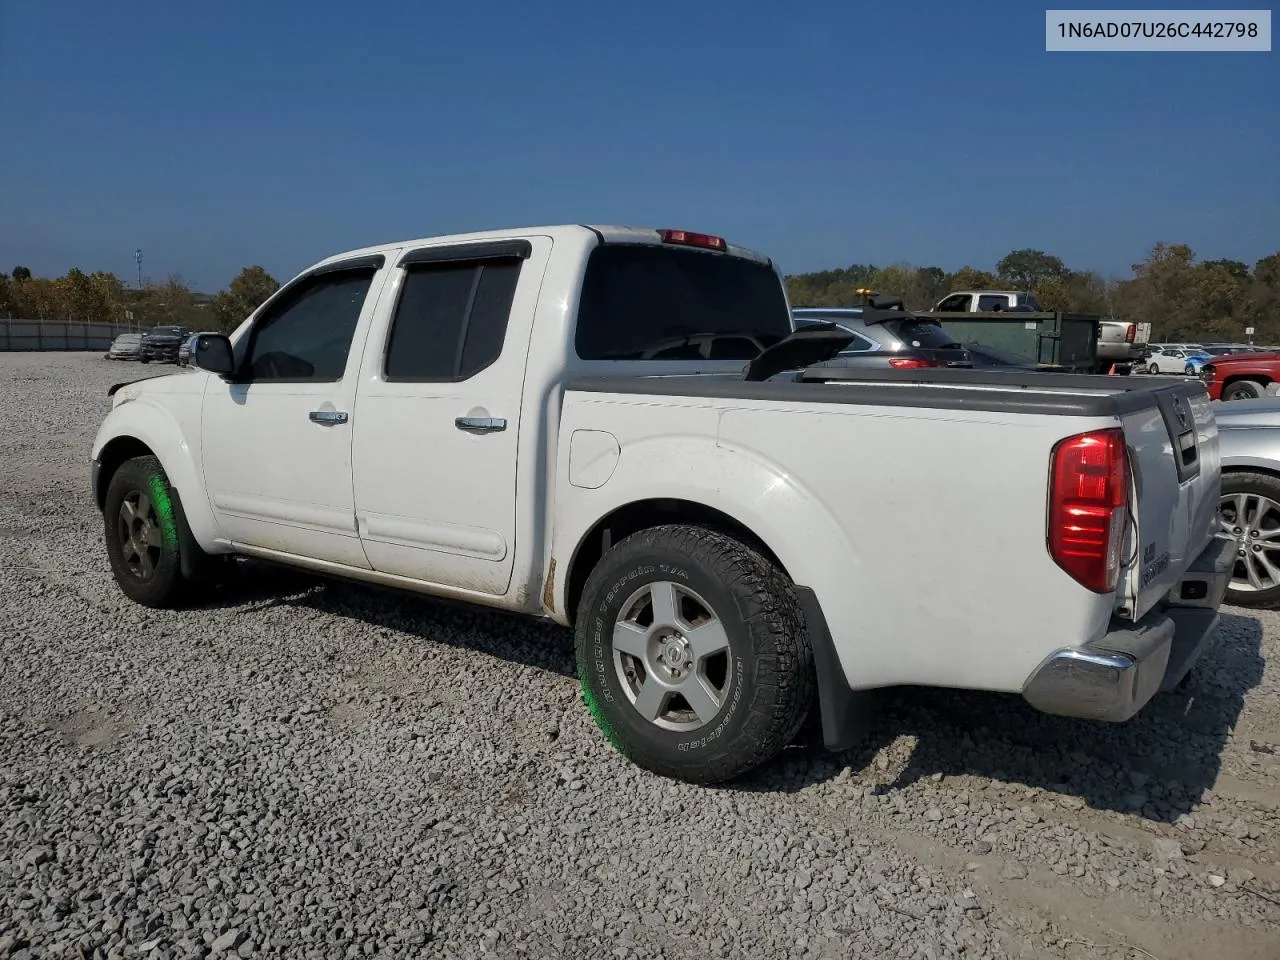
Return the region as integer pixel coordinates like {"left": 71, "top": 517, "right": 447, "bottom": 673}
{"left": 0, "top": 319, "right": 144, "bottom": 352}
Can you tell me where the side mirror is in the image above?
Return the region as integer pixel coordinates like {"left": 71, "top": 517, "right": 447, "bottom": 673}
{"left": 189, "top": 333, "right": 235, "bottom": 375}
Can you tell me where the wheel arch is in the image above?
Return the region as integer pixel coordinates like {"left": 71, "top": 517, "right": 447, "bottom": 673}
{"left": 562, "top": 498, "right": 792, "bottom": 628}
{"left": 1221, "top": 373, "right": 1273, "bottom": 395}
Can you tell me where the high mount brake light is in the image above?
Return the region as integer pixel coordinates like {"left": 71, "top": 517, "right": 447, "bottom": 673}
{"left": 1047, "top": 428, "right": 1129, "bottom": 594}
{"left": 659, "top": 229, "right": 727, "bottom": 252}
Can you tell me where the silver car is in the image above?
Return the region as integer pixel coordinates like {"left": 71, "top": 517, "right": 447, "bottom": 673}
{"left": 1214, "top": 397, "right": 1280, "bottom": 607}
{"left": 106, "top": 332, "right": 143, "bottom": 360}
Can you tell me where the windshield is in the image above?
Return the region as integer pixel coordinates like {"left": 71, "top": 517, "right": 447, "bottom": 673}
{"left": 574, "top": 244, "right": 792, "bottom": 360}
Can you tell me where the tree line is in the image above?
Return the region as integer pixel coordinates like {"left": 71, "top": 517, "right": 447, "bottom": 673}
{"left": 786, "top": 242, "right": 1280, "bottom": 344}
{"left": 0, "top": 265, "right": 281, "bottom": 335}
{"left": 3, "top": 239, "right": 1278, "bottom": 345}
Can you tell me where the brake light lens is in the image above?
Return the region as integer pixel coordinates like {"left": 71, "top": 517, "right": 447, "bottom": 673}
{"left": 1125, "top": 323, "right": 1136, "bottom": 343}
{"left": 888, "top": 357, "right": 944, "bottom": 369}
{"left": 1048, "top": 428, "right": 1129, "bottom": 593}
{"left": 659, "top": 229, "right": 727, "bottom": 252}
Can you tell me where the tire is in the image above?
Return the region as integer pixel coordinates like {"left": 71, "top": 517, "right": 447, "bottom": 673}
{"left": 1185, "top": 365, "right": 1195, "bottom": 376}
{"left": 1220, "top": 471, "right": 1280, "bottom": 609}
{"left": 140, "top": 358, "right": 150, "bottom": 364}
{"left": 1222, "top": 379, "right": 1265, "bottom": 401}
{"left": 103, "top": 455, "right": 195, "bottom": 608}
{"left": 575, "top": 524, "right": 815, "bottom": 784}
{"left": 1148, "top": 363, "right": 1160, "bottom": 375}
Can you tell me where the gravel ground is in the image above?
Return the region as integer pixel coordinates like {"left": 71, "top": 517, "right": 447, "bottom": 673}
{"left": 2, "top": 352, "right": 1279, "bottom": 960}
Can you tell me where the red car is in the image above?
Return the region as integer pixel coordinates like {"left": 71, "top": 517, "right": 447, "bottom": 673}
{"left": 1200, "top": 352, "right": 1280, "bottom": 401}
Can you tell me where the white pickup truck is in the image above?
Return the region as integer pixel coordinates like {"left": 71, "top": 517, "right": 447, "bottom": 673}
{"left": 91, "top": 224, "right": 1234, "bottom": 784}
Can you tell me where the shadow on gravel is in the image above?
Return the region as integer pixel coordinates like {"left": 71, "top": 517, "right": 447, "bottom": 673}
{"left": 195, "top": 560, "right": 577, "bottom": 678}
{"left": 733, "top": 613, "right": 1265, "bottom": 823}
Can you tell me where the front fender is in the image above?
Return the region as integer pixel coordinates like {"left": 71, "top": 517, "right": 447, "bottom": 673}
{"left": 92, "top": 395, "right": 220, "bottom": 551}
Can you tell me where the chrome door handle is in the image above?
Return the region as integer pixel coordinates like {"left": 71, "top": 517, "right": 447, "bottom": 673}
{"left": 309, "top": 410, "right": 349, "bottom": 425}
{"left": 455, "top": 416, "right": 506, "bottom": 434}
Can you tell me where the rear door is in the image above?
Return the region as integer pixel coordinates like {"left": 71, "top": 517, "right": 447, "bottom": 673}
{"left": 1119, "top": 383, "right": 1220, "bottom": 619}
{"left": 350, "top": 237, "right": 551, "bottom": 596}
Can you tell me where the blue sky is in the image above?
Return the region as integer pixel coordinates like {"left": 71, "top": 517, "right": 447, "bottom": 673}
{"left": 1, "top": 1, "right": 1276, "bottom": 291}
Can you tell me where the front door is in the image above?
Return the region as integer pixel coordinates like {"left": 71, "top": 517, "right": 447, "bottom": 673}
{"left": 201, "top": 258, "right": 392, "bottom": 568}
{"left": 351, "top": 238, "right": 549, "bottom": 596}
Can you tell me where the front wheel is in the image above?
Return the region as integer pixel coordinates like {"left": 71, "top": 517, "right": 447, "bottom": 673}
{"left": 1220, "top": 472, "right": 1280, "bottom": 609}
{"left": 575, "top": 525, "right": 815, "bottom": 784}
{"left": 1222, "top": 379, "right": 1266, "bottom": 401}
{"left": 1148, "top": 363, "right": 1160, "bottom": 375}
{"left": 103, "top": 455, "right": 195, "bottom": 608}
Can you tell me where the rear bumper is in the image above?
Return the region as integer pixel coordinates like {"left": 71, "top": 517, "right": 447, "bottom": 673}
{"left": 1022, "top": 534, "right": 1234, "bottom": 722}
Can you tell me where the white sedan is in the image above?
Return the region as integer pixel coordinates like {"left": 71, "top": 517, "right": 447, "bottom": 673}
{"left": 1145, "top": 348, "right": 1196, "bottom": 374}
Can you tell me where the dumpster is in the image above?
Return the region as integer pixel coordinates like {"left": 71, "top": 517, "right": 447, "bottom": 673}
{"left": 918, "top": 311, "right": 1103, "bottom": 374}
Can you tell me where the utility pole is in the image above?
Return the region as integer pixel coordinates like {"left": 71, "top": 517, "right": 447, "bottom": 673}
{"left": 134, "top": 249, "right": 143, "bottom": 289}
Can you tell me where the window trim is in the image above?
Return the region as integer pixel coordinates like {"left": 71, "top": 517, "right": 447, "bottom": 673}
{"left": 381, "top": 255, "right": 525, "bottom": 385}
{"left": 231, "top": 259, "right": 382, "bottom": 385}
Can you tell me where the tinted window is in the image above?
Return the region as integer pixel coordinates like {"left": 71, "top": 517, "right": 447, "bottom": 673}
{"left": 886, "top": 319, "right": 961, "bottom": 349}
{"left": 976, "top": 295, "right": 1008, "bottom": 311}
{"left": 384, "top": 260, "right": 521, "bottom": 381}
{"left": 243, "top": 270, "right": 373, "bottom": 381}
{"left": 575, "top": 245, "right": 791, "bottom": 361}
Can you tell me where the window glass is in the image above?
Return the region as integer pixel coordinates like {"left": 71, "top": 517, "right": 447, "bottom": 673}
{"left": 384, "top": 260, "right": 521, "bottom": 381}
{"left": 575, "top": 245, "right": 791, "bottom": 360}
{"left": 244, "top": 270, "right": 373, "bottom": 381}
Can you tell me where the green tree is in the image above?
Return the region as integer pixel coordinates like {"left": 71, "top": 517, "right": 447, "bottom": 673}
{"left": 946, "top": 267, "right": 998, "bottom": 291}
{"left": 213, "top": 265, "right": 280, "bottom": 332}
{"left": 995, "top": 249, "right": 1068, "bottom": 290}
{"left": 11, "top": 265, "right": 31, "bottom": 283}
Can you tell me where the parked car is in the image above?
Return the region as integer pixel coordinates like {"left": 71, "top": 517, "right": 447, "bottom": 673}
{"left": 106, "top": 332, "right": 143, "bottom": 361}
{"left": 792, "top": 304, "right": 972, "bottom": 370}
{"left": 1199, "top": 352, "right": 1280, "bottom": 400}
{"left": 1183, "top": 352, "right": 1216, "bottom": 376}
{"left": 91, "top": 223, "right": 1231, "bottom": 785}
{"left": 1210, "top": 397, "right": 1280, "bottom": 607}
{"left": 1145, "top": 346, "right": 1199, "bottom": 375}
{"left": 140, "top": 325, "right": 189, "bottom": 364}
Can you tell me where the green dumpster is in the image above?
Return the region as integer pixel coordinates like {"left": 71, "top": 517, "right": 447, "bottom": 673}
{"left": 918, "top": 311, "right": 1103, "bottom": 374}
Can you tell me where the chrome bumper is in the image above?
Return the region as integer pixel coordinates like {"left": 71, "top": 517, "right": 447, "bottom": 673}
{"left": 1022, "top": 534, "right": 1234, "bottom": 722}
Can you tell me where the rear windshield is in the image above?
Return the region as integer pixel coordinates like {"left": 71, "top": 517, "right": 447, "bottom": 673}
{"left": 886, "top": 318, "right": 961, "bottom": 349}
{"left": 574, "top": 244, "right": 792, "bottom": 361}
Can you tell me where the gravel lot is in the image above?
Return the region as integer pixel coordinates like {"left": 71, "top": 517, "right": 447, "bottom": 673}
{"left": 2, "top": 352, "right": 1279, "bottom": 960}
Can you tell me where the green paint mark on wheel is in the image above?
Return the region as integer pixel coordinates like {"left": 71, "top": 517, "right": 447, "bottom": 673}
{"left": 147, "top": 474, "right": 180, "bottom": 551}
{"left": 579, "top": 672, "right": 622, "bottom": 753}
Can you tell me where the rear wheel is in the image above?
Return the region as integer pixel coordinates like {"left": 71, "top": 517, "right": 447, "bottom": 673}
{"left": 575, "top": 524, "right": 815, "bottom": 784}
{"left": 1222, "top": 379, "right": 1265, "bottom": 401}
{"left": 1219, "top": 471, "right": 1280, "bottom": 609}
{"left": 1148, "top": 363, "right": 1160, "bottom": 375}
{"left": 103, "top": 455, "right": 197, "bottom": 608}
{"left": 1184, "top": 364, "right": 1195, "bottom": 376}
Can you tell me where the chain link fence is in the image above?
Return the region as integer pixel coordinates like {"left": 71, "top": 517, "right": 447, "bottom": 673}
{"left": 0, "top": 319, "right": 144, "bottom": 352}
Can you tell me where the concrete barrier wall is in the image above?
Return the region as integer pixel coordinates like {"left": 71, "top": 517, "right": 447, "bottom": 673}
{"left": 0, "top": 320, "right": 143, "bottom": 352}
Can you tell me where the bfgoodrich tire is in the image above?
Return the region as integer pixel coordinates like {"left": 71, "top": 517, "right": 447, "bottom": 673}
{"left": 575, "top": 524, "right": 815, "bottom": 784}
{"left": 103, "top": 455, "right": 193, "bottom": 608}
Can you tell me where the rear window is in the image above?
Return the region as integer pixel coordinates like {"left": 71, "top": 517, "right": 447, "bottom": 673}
{"left": 886, "top": 318, "right": 961, "bottom": 349}
{"left": 574, "top": 244, "right": 792, "bottom": 361}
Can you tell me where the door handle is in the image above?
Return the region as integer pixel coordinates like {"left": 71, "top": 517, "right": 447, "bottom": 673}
{"left": 309, "top": 410, "right": 349, "bottom": 425}
{"left": 455, "top": 416, "right": 506, "bottom": 434}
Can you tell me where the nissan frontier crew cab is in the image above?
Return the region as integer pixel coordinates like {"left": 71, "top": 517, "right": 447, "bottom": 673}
{"left": 91, "top": 224, "right": 1234, "bottom": 785}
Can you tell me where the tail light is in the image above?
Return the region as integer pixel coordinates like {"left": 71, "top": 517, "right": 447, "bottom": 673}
{"left": 659, "top": 229, "right": 727, "bottom": 252}
{"left": 1125, "top": 324, "right": 1136, "bottom": 343}
{"left": 1048, "top": 428, "right": 1129, "bottom": 593}
{"left": 1201, "top": 364, "right": 1216, "bottom": 382}
{"left": 888, "top": 357, "right": 944, "bottom": 369}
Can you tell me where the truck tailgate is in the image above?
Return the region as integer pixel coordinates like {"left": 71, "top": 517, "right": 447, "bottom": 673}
{"left": 1120, "top": 382, "right": 1220, "bottom": 621}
